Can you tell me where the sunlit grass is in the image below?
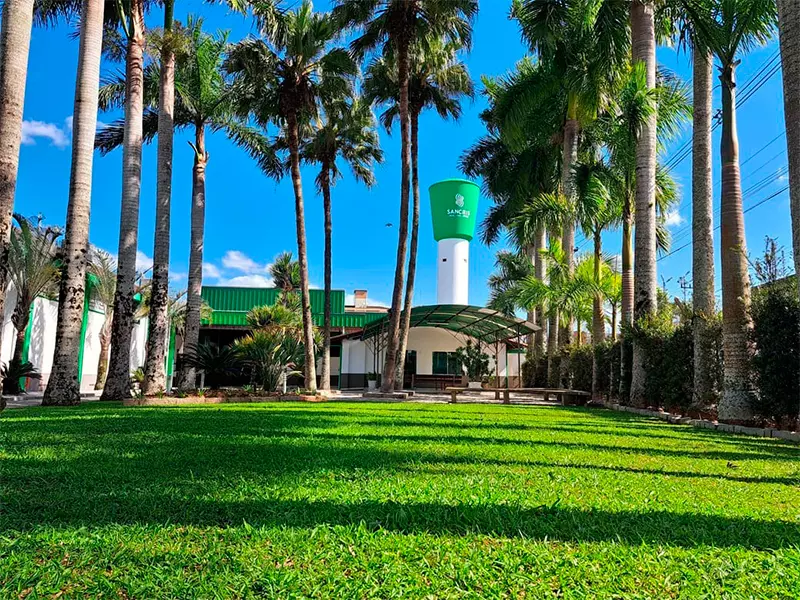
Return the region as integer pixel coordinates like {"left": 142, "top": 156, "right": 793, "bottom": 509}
{"left": 2, "top": 401, "right": 799, "bottom": 598}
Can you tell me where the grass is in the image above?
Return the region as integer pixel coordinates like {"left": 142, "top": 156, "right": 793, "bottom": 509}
{"left": 1, "top": 402, "right": 800, "bottom": 599}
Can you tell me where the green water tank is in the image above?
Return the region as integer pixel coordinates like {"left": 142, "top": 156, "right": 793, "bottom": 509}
{"left": 429, "top": 179, "right": 480, "bottom": 242}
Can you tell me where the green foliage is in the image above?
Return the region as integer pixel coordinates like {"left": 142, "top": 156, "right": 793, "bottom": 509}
{"left": 751, "top": 280, "right": 800, "bottom": 423}
{"left": 1, "top": 360, "right": 40, "bottom": 394}
{"left": 235, "top": 330, "right": 305, "bottom": 392}
{"left": 3, "top": 402, "right": 800, "bottom": 597}
{"left": 454, "top": 340, "right": 491, "bottom": 382}
{"left": 182, "top": 342, "right": 243, "bottom": 389}
{"left": 562, "top": 345, "right": 593, "bottom": 393}
{"left": 246, "top": 303, "right": 304, "bottom": 334}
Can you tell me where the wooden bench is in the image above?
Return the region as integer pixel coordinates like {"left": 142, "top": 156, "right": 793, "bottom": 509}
{"left": 411, "top": 374, "right": 466, "bottom": 391}
{"left": 446, "top": 386, "right": 591, "bottom": 405}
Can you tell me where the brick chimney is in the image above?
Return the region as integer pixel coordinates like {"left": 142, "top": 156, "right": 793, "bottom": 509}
{"left": 354, "top": 289, "right": 368, "bottom": 308}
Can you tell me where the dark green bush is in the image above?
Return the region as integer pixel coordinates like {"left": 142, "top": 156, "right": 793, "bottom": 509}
{"left": 593, "top": 340, "right": 620, "bottom": 401}
{"left": 751, "top": 282, "right": 800, "bottom": 423}
{"left": 564, "top": 345, "right": 593, "bottom": 392}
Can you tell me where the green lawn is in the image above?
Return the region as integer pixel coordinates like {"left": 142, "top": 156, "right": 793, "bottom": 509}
{"left": 2, "top": 402, "right": 799, "bottom": 599}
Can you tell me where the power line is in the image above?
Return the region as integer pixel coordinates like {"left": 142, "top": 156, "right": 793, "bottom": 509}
{"left": 657, "top": 185, "right": 790, "bottom": 262}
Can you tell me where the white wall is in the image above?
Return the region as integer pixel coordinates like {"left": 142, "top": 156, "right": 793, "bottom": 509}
{"left": 0, "top": 284, "right": 151, "bottom": 393}
{"left": 341, "top": 326, "right": 525, "bottom": 378}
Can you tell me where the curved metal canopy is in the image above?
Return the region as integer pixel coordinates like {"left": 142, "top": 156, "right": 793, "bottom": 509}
{"left": 360, "top": 304, "right": 538, "bottom": 344}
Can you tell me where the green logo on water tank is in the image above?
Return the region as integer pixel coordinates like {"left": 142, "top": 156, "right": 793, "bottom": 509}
{"left": 429, "top": 179, "right": 479, "bottom": 242}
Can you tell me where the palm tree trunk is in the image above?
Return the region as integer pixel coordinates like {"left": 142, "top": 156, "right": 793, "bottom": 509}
{"left": 611, "top": 304, "right": 618, "bottom": 342}
{"left": 0, "top": 0, "right": 34, "bottom": 386}
{"left": 394, "top": 109, "right": 421, "bottom": 390}
{"left": 630, "top": 0, "right": 658, "bottom": 408}
{"left": 380, "top": 37, "right": 412, "bottom": 393}
{"left": 142, "top": 0, "right": 175, "bottom": 396}
{"left": 718, "top": 62, "right": 755, "bottom": 423}
{"left": 620, "top": 192, "right": 633, "bottom": 401}
{"left": 592, "top": 229, "right": 605, "bottom": 401}
{"left": 559, "top": 118, "right": 579, "bottom": 388}
{"left": 692, "top": 49, "right": 717, "bottom": 412}
{"left": 778, "top": 0, "right": 800, "bottom": 419}
{"left": 177, "top": 122, "right": 208, "bottom": 391}
{"left": 100, "top": 0, "right": 146, "bottom": 401}
{"left": 95, "top": 315, "right": 112, "bottom": 389}
{"left": 286, "top": 109, "right": 317, "bottom": 391}
{"left": 533, "top": 227, "right": 547, "bottom": 358}
{"left": 320, "top": 165, "right": 333, "bottom": 391}
{"left": 43, "top": 0, "right": 104, "bottom": 406}
{"left": 11, "top": 310, "right": 28, "bottom": 366}
{"left": 547, "top": 310, "right": 559, "bottom": 387}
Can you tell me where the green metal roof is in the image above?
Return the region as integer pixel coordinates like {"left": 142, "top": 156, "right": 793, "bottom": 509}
{"left": 202, "top": 286, "right": 345, "bottom": 315}
{"left": 201, "top": 286, "right": 383, "bottom": 329}
{"left": 361, "top": 304, "right": 538, "bottom": 344}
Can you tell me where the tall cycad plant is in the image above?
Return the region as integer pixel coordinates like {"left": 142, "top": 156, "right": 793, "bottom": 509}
{"left": 683, "top": 0, "right": 777, "bottom": 422}
{"left": 333, "top": 0, "right": 478, "bottom": 393}
{"left": 7, "top": 215, "right": 61, "bottom": 368}
{"left": 301, "top": 97, "right": 383, "bottom": 390}
{"left": 226, "top": 1, "right": 357, "bottom": 391}
{"left": 364, "top": 37, "right": 473, "bottom": 388}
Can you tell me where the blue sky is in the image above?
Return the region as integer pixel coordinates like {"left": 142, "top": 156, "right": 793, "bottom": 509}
{"left": 16, "top": 0, "right": 790, "bottom": 308}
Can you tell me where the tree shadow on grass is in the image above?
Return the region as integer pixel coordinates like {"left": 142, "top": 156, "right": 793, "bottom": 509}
{"left": 4, "top": 404, "right": 800, "bottom": 551}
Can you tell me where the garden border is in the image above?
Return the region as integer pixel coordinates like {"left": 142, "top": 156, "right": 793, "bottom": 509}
{"left": 604, "top": 402, "right": 800, "bottom": 443}
{"left": 123, "top": 394, "right": 326, "bottom": 407}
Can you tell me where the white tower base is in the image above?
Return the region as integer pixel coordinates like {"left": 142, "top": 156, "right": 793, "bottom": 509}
{"left": 437, "top": 238, "right": 469, "bottom": 305}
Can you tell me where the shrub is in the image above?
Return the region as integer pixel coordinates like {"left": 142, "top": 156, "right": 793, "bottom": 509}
{"left": 564, "top": 345, "right": 592, "bottom": 392}
{"left": 593, "top": 340, "right": 620, "bottom": 401}
{"left": 751, "top": 281, "right": 800, "bottom": 424}
{"left": 182, "top": 342, "right": 242, "bottom": 389}
{"left": 1, "top": 360, "right": 40, "bottom": 394}
{"left": 235, "top": 330, "right": 304, "bottom": 392}
{"left": 454, "top": 340, "right": 491, "bottom": 382}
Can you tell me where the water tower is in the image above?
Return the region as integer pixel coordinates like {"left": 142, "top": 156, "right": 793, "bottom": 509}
{"left": 429, "top": 179, "right": 480, "bottom": 305}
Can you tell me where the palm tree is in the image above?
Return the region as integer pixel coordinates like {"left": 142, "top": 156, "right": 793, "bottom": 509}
{"left": 301, "top": 96, "right": 383, "bottom": 390}
{"left": 683, "top": 0, "right": 777, "bottom": 422}
{"left": 97, "top": 18, "right": 270, "bottom": 391}
{"left": 43, "top": 0, "right": 108, "bottom": 405}
{"left": 594, "top": 64, "right": 691, "bottom": 401}
{"left": 0, "top": 0, "right": 36, "bottom": 384}
{"left": 88, "top": 248, "right": 116, "bottom": 390}
{"left": 269, "top": 251, "right": 300, "bottom": 297}
{"left": 364, "top": 37, "right": 472, "bottom": 388}
{"left": 505, "top": 0, "right": 630, "bottom": 349}
{"left": 226, "top": 1, "right": 358, "bottom": 392}
{"left": 777, "top": 0, "right": 800, "bottom": 412}
{"left": 142, "top": 0, "right": 176, "bottom": 395}
{"left": 99, "top": 0, "right": 146, "bottom": 401}
{"left": 6, "top": 215, "right": 61, "bottom": 368}
{"left": 628, "top": 0, "right": 660, "bottom": 407}
{"left": 461, "top": 63, "right": 562, "bottom": 361}
{"left": 333, "top": 0, "right": 478, "bottom": 393}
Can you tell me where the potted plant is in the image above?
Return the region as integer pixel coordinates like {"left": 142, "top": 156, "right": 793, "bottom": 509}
{"left": 455, "top": 340, "right": 491, "bottom": 389}
{"left": 366, "top": 372, "right": 378, "bottom": 390}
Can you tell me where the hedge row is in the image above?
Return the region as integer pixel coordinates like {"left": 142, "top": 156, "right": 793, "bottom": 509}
{"left": 522, "top": 282, "right": 800, "bottom": 424}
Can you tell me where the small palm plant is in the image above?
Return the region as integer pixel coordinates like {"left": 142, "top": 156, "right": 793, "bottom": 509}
{"left": 7, "top": 214, "right": 62, "bottom": 371}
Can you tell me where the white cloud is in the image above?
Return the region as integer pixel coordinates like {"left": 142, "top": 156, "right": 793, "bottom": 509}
{"left": 663, "top": 210, "right": 684, "bottom": 228}
{"left": 220, "top": 274, "right": 274, "bottom": 288}
{"left": 170, "top": 271, "right": 187, "bottom": 282}
{"left": 345, "top": 293, "right": 389, "bottom": 307}
{"left": 21, "top": 120, "right": 70, "bottom": 148}
{"left": 135, "top": 250, "right": 153, "bottom": 273}
{"left": 202, "top": 262, "right": 222, "bottom": 279}
{"left": 221, "top": 250, "right": 270, "bottom": 274}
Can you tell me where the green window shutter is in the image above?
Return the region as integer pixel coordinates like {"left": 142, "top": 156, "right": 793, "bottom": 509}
{"left": 432, "top": 352, "right": 448, "bottom": 375}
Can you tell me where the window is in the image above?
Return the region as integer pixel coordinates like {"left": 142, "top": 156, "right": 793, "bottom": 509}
{"left": 432, "top": 351, "right": 462, "bottom": 375}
